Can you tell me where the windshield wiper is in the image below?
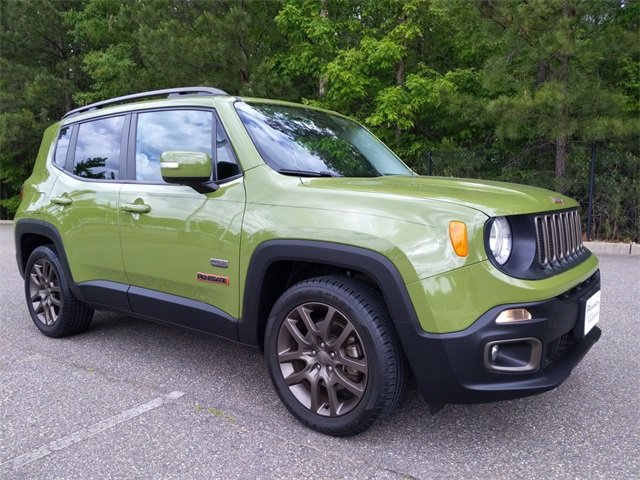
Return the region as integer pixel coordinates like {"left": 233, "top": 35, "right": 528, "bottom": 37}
{"left": 277, "top": 169, "right": 337, "bottom": 177}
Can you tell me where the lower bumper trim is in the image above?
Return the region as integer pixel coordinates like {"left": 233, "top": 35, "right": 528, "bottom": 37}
{"left": 395, "top": 270, "right": 601, "bottom": 404}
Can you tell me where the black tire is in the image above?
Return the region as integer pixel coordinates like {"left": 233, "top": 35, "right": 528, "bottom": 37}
{"left": 24, "top": 245, "right": 94, "bottom": 338}
{"left": 264, "top": 275, "right": 405, "bottom": 436}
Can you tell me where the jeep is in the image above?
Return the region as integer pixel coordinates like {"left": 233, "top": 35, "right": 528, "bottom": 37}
{"left": 14, "top": 87, "right": 601, "bottom": 436}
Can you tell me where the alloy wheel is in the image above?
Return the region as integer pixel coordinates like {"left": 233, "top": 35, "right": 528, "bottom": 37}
{"left": 29, "top": 258, "right": 62, "bottom": 326}
{"left": 276, "top": 302, "right": 368, "bottom": 417}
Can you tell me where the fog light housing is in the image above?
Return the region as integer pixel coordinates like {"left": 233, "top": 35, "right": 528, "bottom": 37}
{"left": 496, "top": 308, "right": 532, "bottom": 324}
{"left": 490, "top": 345, "right": 499, "bottom": 362}
{"left": 484, "top": 338, "right": 542, "bottom": 373}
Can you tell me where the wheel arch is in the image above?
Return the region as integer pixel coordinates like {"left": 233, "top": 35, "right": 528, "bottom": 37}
{"left": 14, "top": 220, "right": 79, "bottom": 296}
{"left": 239, "top": 240, "right": 421, "bottom": 347}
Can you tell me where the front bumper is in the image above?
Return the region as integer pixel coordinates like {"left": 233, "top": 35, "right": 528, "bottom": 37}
{"left": 396, "top": 270, "right": 601, "bottom": 404}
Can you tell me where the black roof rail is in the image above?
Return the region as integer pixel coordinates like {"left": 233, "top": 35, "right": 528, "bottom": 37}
{"left": 62, "top": 86, "right": 229, "bottom": 119}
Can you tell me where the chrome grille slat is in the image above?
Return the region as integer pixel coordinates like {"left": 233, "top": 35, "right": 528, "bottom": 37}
{"left": 535, "top": 209, "right": 583, "bottom": 269}
{"left": 570, "top": 211, "right": 578, "bottom": 254}
{"left": 567, "top": 212, "right": 574, "bottom": 254}
{"left": 574, "top": 211, "right": 582, "bottom": 251}
{"left": 556, "top": 214, "right": 565, "bottom": 261}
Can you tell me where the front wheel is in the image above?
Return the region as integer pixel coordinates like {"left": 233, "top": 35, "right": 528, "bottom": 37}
{"left": 264, "top": 275, "right": 405, "bottom": 436}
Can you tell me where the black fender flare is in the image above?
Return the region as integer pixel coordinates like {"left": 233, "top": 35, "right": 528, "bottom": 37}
{"left": 14, "top": 219, "right": 78, "bottom": 294}
{"left": 238, "top": 240, "right": 422, "bottom": 346}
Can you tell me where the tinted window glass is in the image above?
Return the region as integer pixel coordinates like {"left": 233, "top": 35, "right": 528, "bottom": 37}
{"left": 136, "top": 110, "right": 213, "bottom": 182}
{"left": 54, "top": 126, "right": 71, "bottom": 168}
{"left": 216, "top": 123, "right": 240, "bottom": 180}
{"left": 235, "top": 102, "right": 413, "bottom": 177}
{"left": 73, "top": 116, "right": 124, "bottom": 179}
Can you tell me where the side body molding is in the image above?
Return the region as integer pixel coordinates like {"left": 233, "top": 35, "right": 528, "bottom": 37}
{"left": 239, "top": 240, "right": 423, "bottom": 347}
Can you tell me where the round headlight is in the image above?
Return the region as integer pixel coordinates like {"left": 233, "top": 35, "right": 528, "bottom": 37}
{"left": 489, "top": 217, "right": 512, "bottom": 265}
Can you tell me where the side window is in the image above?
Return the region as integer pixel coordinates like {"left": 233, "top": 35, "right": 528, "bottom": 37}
{"left": 73, "top": 116, "right": 124, "bottom": 180}
{"left": 216, "top": 121, "right": 241, "bottom": 180}
{"left": 54, "top": 126, "right": 71, "bottom": 168}
{"left": 136, "top": 110, "right": 213, "bottom": 182}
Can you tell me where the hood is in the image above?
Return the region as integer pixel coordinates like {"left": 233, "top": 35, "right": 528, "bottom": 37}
{"left": 300, "top": 175, "right": 577, "bottom": 217}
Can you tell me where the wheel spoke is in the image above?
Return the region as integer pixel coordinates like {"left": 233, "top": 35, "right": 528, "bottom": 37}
{"left": 319, "top": 306, "right": 336, "bottom": 340}
{"left": 330, "top": 323, "right": 354, "bottom": 349}
{"left": 336, "top": 352, "right": 367, "bottom": 374}
{"left": 43, "top": 303, "right": 52, "bottom": 325}
{"left": 284, "top": 364, "right": 312, "bottom": 387}
{"left": 297, "top": 306, "right": 320, "bottom": 338}
{"left": 43, "top": 261, "right": 52, "bottom": 284}
{"left": 30, "top": 272, "right": 42, "bottom": 288}
{"left": 283, "top": 317, "right": 312, "bottom": 347}
{"left": 30, "top": 291, "right": 40, "bottom": 302}
{"left": 33, "top": 262, "right": 43, "bottom": 278}
{"left": 333, "top": 369, "right": 365, "bottom": 398}
{"left": 34, "top": 301, "right": 45, "bottom": 315}
{"left": 278, "top": 348, "right": 305, "bottom": 363}
{"left": 50, "top": 295, "right": 61, "bottom": 307}
{"left": 308, "top": 375, "right": 322, "bottom": 413}
{"left": 327, "top": 382, "right": 340, "bottom": 416}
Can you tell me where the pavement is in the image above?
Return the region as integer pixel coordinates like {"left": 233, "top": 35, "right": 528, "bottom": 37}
{"left": 0, "top": 223, "right": 638, "bottom": 479}
{"left": 584, "top": 241, "right": 640, "bottom": 256}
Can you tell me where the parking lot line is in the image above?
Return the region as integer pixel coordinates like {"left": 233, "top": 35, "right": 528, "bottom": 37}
{"left": 2, "top": 391, "right": 185, "bottom": 471}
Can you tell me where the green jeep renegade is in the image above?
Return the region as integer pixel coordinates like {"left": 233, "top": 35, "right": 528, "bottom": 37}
{"left": 14, "top": 87, "right": 601, "bottom": 436}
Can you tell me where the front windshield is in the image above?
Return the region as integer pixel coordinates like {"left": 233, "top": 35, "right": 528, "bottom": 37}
{"left": 235, "top": 101, "right": 413, "bottom": 177}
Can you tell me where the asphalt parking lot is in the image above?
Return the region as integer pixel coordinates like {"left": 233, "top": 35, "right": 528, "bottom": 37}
{"left": 1, "top": 223, "right": 638, "bottom": 479}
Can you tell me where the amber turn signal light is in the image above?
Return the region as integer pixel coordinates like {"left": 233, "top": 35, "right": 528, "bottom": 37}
{"left": 449, "top": 221, "right": 468, "bottom": 257}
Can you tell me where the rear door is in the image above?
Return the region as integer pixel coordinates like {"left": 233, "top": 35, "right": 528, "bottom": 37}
{"left": 43, "top": 115, "right": 128, "bottom": 285}
{"left": 118, "top": 108, "right": 245, "bottom": 322}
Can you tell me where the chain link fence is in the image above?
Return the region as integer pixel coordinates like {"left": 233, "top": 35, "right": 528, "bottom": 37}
{"left": 410, "top": 143, "right": 639, "bottom": 243}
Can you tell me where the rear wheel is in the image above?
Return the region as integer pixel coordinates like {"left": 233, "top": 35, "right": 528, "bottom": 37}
{"left": 264, "top": 275, "right": 405, "bottom": 436}
{"left": 25, "top": 245, "right": 94, "bottom": 338}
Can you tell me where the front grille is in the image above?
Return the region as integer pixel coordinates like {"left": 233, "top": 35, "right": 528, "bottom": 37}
{"left": 534, "top": 209, "right": 584, "bottom": 268}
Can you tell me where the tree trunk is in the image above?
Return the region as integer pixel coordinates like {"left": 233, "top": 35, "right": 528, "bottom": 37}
{"left": 554, "top": 1, "right": 574, "bottom": 191}
{"left": 319, "top": 76, "right": 327, "bottom": 97}
{"left": 555, "top": 132, "right": 568, "bottom": 179}
{"left": 395, "top": 59, "right": 406, "bottom": 145}
{"left": 318, "top": 0, "right": 328, "bottom": 97}
{"left": 63, "top": 66, "right": 71, "bottom": 112}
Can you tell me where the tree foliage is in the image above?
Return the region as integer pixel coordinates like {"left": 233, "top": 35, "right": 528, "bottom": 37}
{"left": 1, "top": 0, "right": 638, "bottom": 240}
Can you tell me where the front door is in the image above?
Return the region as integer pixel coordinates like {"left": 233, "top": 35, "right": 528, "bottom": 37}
{"left": 118, "top": 109, "right": 245, "bottom": 323}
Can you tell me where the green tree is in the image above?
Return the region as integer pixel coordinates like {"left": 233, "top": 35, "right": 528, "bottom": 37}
{"left": 474, "top": 0, "right": 639, "bottom": 190}
{"left": 70, "top": 0, "right": 284, "bottom": 102}
{"left": 0, "top": 0, "right": 87, "bottom": 215}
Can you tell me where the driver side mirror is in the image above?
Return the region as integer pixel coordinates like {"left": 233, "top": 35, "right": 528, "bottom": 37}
{"left": 160, "top": 151, "right": 218, "bottom": 193}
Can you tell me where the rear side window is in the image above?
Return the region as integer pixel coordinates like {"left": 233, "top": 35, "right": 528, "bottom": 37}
{"left": 54, "top": 126, "right": 71, "bottom": 168}
{"left": 135, "top": 110, "right": 213, "bottom": 182}
{"left": 73, "top": 116, "right": 125, "bottom": 180}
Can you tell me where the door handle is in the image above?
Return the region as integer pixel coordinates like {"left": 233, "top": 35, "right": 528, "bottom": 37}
{"left": 51, "top": 196, "right": 72, "bottom": 206}
{"left": 121, "top": 203, "right": 151, "bottom": 214}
